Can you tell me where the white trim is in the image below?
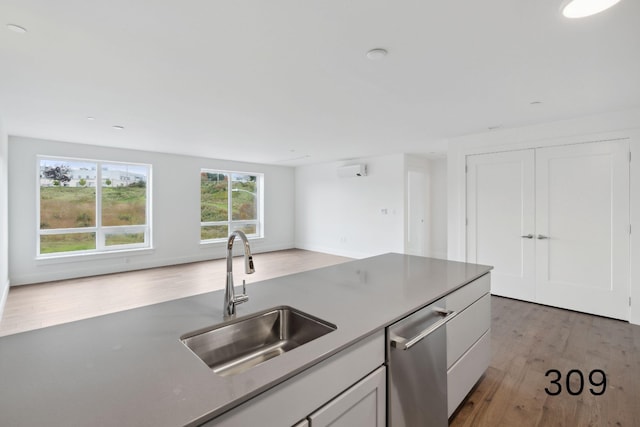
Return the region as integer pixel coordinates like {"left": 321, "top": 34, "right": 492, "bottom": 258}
{"left": 293, "top": 243, "right": 370, "bottom": 260}
{"left": 449, "top": 128, "right": 639, "bottom": 261}
{"left": 630, "top": 141, "right": 640, "bottom": 326}
{"left": 200, "top": 169, "right": 264, "bottom": 241}
{"left": 0, "top": 279, "right": 8, "bottom": 321}
{"left": 36, "top": 155, "right": 152, "bottom": 257}
{"left": 448, "top": 125, "right": 640, "bottom": 324}
{"left": 200, "top": 236, "right": 265, "bottom": 247}
{"left": 12, "top": 242, "right": 294, "bottom": 285}
{"left": 35, "top": 247, "right": 155, "bottom": 265}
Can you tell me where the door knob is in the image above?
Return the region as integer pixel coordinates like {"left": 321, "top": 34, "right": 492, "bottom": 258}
{"left": 537, "top": 234, "right": 549, "bottom": 240}
{"left": 520, "top": 234, "right": 534, "bottom": 239}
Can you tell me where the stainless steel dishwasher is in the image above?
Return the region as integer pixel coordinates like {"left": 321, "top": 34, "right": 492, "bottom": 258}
{"left": 387, "top": 297, "right": 456, "bottom": 426}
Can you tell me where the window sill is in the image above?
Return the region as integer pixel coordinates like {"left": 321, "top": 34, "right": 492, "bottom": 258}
{"left": 199, "top": 236, "right": 264, "bottom": 247}
{"left": 35, "top": 247, "right": 155, "bottom": 265}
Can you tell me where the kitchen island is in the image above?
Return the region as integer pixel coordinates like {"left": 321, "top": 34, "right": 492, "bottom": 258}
{"left": 0, "top": 253, "right": 491, "bottom": 426}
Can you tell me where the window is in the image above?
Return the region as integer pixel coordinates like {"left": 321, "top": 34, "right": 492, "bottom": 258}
{"left": 38, "top": 157, "right": 151, "bottom": 256}
{"left": 200, "top": 169, "right": 262, "bottom": 242}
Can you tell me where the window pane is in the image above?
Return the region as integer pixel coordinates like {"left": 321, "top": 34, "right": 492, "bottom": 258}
{"left": 40, "top": 160, "right": 97, "bottom": 229}
{"left": 232, "top": 174, "right": 257, "bottom": 221}
{"left": 105, "top": 232, "right": 145, "bottom": 246}
{"left": 231, "top": 223, "right": 257, "bottom": 235}
{"left": 102, "top": 163, "right": 148, "bottom": 226}
{"left": 201, "top": 172, "right": 229, "bottom": 222}
{"left": 201, "top": 225, "right": 228, "bottom": 240}
{"left": 40, "top": 233, "right": 96, "bottom": 254}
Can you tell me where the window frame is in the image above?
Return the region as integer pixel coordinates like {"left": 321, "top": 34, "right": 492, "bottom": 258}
{"left": 36, "top": 155, "right": 153, "bottom": 258}
{"left": 200, "top": 168, "right": 264, "bottom": 243}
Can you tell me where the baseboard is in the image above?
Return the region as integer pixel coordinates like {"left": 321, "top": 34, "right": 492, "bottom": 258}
{"left": 11, "top": 242, "right": 296, "bottom": 286}
{"left": 293, "top": 243, "right": 370, "bottom": 260}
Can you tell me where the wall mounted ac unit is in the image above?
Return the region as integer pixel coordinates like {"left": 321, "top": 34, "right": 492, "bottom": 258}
{"left": 337, "top": 164, "right": 367, "bottom": 177}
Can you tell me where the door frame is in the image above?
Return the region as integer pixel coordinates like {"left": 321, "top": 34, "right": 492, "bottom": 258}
{"left": 448, "top": 128, "right": 640, "bottom": 324}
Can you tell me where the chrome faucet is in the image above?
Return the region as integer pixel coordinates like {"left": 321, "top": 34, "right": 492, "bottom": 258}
{"left": 224, "top": 230, "right": 255, "bottom": 317}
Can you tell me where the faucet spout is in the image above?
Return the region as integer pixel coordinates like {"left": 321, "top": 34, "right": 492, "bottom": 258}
{"left": 224, "top": 230, "right": 254, "bottom": 317}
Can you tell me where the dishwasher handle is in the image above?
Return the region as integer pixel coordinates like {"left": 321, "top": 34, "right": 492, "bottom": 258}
{"left": 390, "top": 307, "right": 456, "bottom": 351}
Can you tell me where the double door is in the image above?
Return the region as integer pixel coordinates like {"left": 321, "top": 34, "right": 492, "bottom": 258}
{"left": 466, "top": 141, "right": 630, "bottom": 320}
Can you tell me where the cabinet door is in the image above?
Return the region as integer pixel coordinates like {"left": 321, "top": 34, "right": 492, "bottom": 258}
{"left": 308, "top": 367, "right": 385, "bottom": 427}
{"left": 535, "top": 141, "right": 630, "bottom": 320}
{"left": 466, "top": 149, "right": 536, "bottom": 301}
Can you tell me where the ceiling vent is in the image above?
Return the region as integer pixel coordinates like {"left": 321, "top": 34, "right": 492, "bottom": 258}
{"left": 337, "top": 164, "right": 367, "bottom": 178}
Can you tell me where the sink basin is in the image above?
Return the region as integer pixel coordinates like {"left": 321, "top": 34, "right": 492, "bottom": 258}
{"left": 180, "top": 306, "right": 336, "bottom": 377}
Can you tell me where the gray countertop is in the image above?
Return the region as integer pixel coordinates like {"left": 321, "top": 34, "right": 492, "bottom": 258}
{"left": 0, "top": 253, "right": 491, "bottom": 426}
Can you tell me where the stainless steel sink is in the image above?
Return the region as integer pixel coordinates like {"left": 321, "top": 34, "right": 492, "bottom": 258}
{"left": 180, "top": 306, "right": 336, "bottom": 377}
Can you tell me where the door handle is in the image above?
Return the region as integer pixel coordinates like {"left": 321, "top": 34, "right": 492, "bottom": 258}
{"left": 390, "top": 307, "right": 456, "bottom": 351}
{"left": 520, "top": 234, "right": 534, "bottom": 239}
{"left": 537, "top": 234, "right": 549, "bottom": 240}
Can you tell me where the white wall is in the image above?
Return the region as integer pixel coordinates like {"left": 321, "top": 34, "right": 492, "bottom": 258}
{"left": 428, "top": 157, "right": 447, "bottom": 259}
{"left": 0, "top": 118, "right": 8, "bottom": 317}
{"left": 295, "top": 154, "right": 405, "bottom": 258}
{"left": 8, "top": 136, "right": 295, "bottom": 285}
{"left": 446, "top": 107, "right": 640, "bottom": 324}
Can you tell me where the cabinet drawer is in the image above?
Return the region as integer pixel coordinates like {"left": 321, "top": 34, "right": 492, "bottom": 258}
{"left": 447, "top": 329, "right": 491, "bottom": 418}
{"left": 446, "top": 273, "right": 490, "bottom": 313}
{"left": 447, "top": 293, "right": 491, "bottom": 368}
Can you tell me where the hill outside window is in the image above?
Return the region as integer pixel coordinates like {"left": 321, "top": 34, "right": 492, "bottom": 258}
{"left": 37, "top": 157, "right": 151, "bottom": 257}
{"left": 200, "top": 169, "right": 263, "bottom": 242}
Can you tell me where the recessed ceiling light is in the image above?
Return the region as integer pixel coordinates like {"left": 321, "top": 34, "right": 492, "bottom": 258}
{"left": 366, "top": 48, "right": 388, "bottom": 60}
{"left": 562, "top": 0, "right": 622, "bottom": 18}
{"left": 112, "top": 125, "right": 124, "bottom": 130}
{"left": 6, "top": 24, "right": 27, "bottom": 34}
{"left": 87, "top": 117, "right": 95, "bottom": 121}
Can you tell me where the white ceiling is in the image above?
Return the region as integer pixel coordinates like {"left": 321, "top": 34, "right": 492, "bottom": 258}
{"left": 1, "top": 0, "right": 639, "bottom": 166}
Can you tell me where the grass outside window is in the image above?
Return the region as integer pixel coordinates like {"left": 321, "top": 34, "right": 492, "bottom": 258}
{"left": 38, "top": 157, "right": 151, "bottom": 256}
{"left": 200, "top": 170, "right": 262, "bottom": 242}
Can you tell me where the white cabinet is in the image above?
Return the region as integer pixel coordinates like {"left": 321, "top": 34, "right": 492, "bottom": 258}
{"left": 466, "top": 141, "right": 630, "bottom": 320}
{"left": 447, "top": 330, "right": 490, "bottom": 417}
{"left": 308, "top": 367, "right": 386, "bottom": 427}
{"left": 202, "top": 331, "right": 385, "bottom": 426}
{"left": 445, "top": 273, "right": 491, "bottom": 417}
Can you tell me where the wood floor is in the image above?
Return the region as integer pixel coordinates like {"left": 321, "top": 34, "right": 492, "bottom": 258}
{"left": 450, "top": 296, "right": 640, "bottom": 427}
{"left": 0, "top": 249, "right": 351, "bottom": 337}
{"left": 2, "top": 252, "right": 639, "bottom": 426}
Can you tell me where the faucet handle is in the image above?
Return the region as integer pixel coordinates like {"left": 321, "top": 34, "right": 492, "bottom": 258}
{"left": 234, "top": 279, "right": 248, "bottom": 305}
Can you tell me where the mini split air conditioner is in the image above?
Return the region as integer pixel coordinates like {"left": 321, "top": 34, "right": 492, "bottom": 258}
{"left": 337, "top": 164, "right": 367, "bottom": 178}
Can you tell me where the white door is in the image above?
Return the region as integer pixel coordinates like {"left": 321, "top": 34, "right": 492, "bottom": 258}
{"left": 407, "top": 169, "right": 428, "bottom": 256}
{"left": 466, "top": 149, "right": 536, "bottom": 301}
{"left": 535, "top": 141, "right": 630, "bottom": 320}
